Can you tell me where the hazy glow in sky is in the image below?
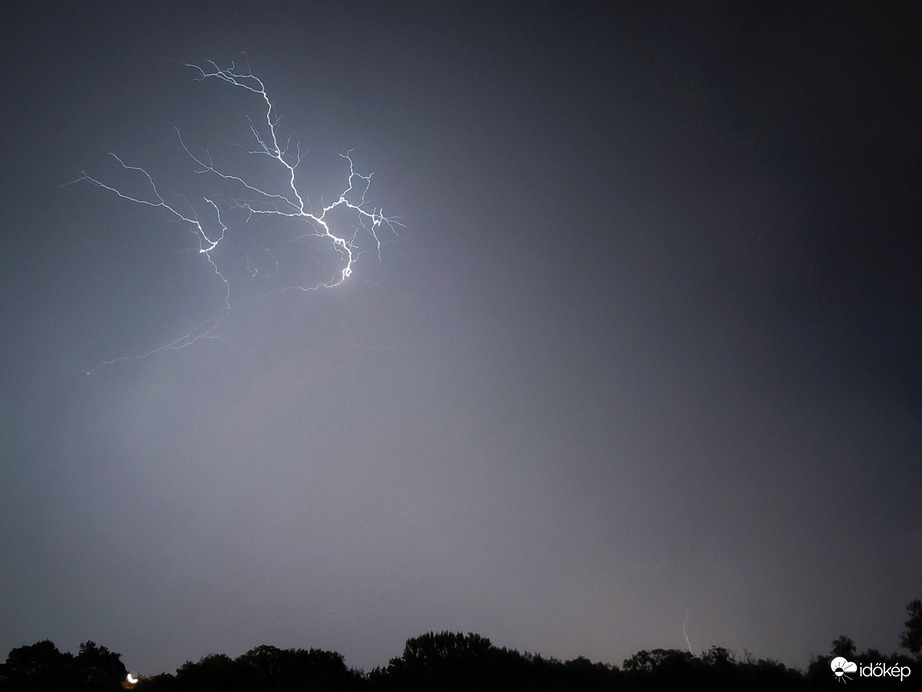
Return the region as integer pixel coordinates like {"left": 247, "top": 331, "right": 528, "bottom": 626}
{"left": 1, "top": 0, "right": 920, "bottom": 678}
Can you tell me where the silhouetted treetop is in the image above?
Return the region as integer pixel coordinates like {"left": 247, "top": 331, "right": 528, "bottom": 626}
{"left": 832, "top": 635, "right": 857, "bottom": 659}
{"left": 901, "top": 599, "right": 922, "bottom": 657}
{"left": 4, "top": 598, "right": 920, "bottom": 692}
{"left": 0, "top": 640, "right": 126, "bottom": 692}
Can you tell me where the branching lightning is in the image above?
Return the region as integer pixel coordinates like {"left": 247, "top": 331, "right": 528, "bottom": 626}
{"left": 70, "top": 57, "right": 401, "bottom": 372}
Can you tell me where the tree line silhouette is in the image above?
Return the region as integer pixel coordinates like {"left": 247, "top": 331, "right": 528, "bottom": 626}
{"left": 2, "top": 600, "right": 919, "bottom": 691}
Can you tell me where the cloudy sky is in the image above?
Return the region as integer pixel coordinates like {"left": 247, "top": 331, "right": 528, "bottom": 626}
{"left": 2, "top": 0, "right": 920, "bottom": 676}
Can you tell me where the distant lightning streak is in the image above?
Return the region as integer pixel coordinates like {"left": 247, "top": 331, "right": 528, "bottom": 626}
{"left": 71, "top": 57, "right": 401, "bottom": 372}
{"left": 682, "top": 607, "right": 695, "bottom": 656}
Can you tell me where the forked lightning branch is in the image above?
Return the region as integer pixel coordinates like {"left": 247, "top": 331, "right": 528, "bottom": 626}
{"left": 72, "top": 58, "right": 401, "bottom": 372}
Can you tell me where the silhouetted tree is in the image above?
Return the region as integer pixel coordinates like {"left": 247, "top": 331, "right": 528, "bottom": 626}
{"left": 385, "top": 632, "right": 495, "bottom": 691}
{"left": 621, "top": 648, "right": 701, "bottom": 691}
{"left": 831, "top": 635, "right": 857, "bottom": 659}
{"left": 383, "top": 632, "right": 547, "bottom": 692}
{"left": 134, "top": 673, "right": 178, "bottom": 691}
{"left": 174, "top": 654, "right": 244, "bottom": 692}
{"left": 900, "top": 599, "right": 922, "bottom": 657}
{"left": 235, "top": 645, "right": 362, "bottom": 691}
{"left": 559, "top": 655, "right": 621, "bottom": 691}
{"left": 74, "top": 640, "right": 127, "bottom": 691}
{"left": 735, "top": 656, "right": 805, "bottom": 692}
{"left": 622, "top": 647, "right": 694, "bottom": 674}
{"left": 700, "top": 645, "right": 735, "bottom": 667}
{"left": 394, "top": 632, "right": 493, "bottom": 671}
{"left": 236, "top": 645, "right": 287, "bottom": 689}
{"left": 0, "top": 640, "right": 74, "bottom": 691}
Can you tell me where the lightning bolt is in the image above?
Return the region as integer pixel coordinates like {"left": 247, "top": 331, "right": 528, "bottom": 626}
{"left": 682, "top": 606, "right": 695, "bottom": 656}
{"left": 70, "top": 57, "right": 401, "bottom": 372}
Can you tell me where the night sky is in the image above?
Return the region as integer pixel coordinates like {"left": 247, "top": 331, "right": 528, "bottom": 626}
{"left": 2, "top": 0, "right": 920, "bottom": 677}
